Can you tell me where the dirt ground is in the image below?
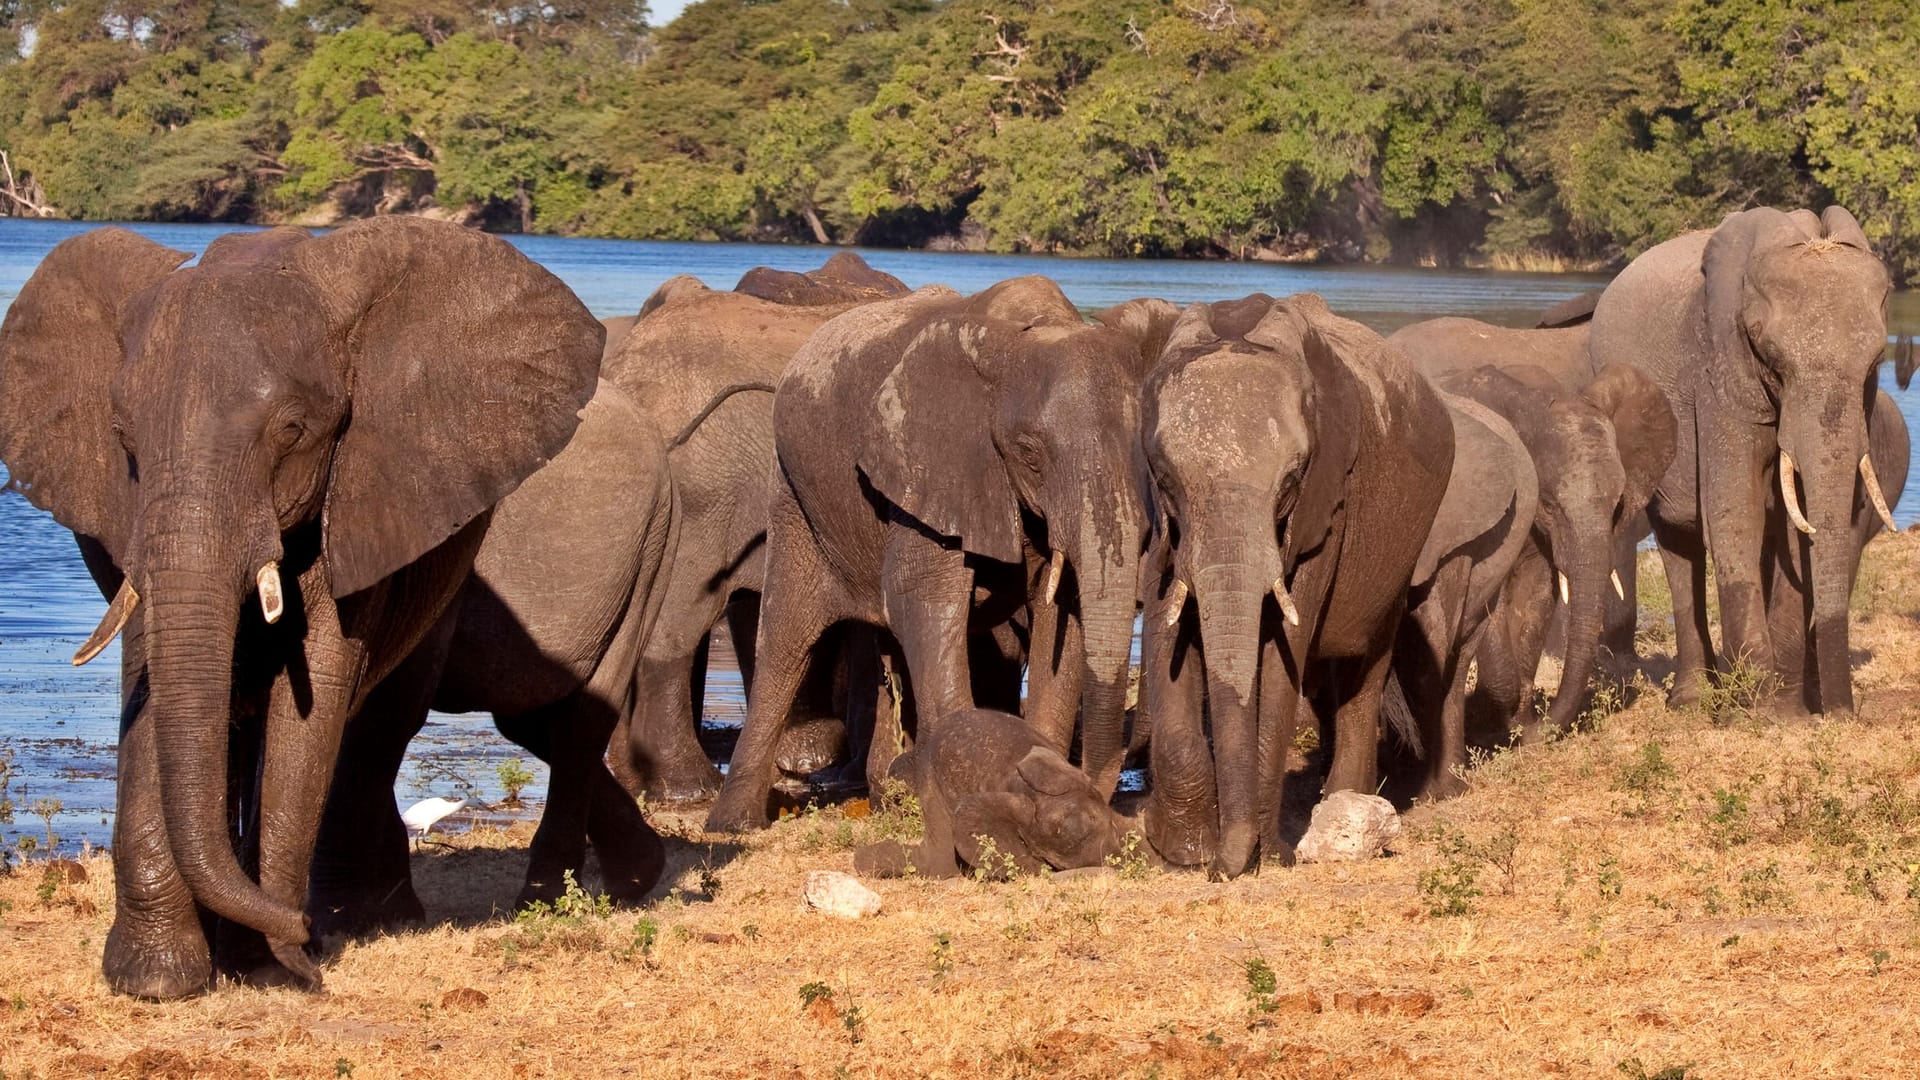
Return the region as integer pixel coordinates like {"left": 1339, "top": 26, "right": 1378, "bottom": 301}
{"left": 6, "top": 535, "right": 1920, "bottom": 1078}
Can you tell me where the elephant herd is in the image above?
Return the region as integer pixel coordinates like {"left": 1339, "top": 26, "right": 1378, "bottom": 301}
{"left": 0, "top": 204, "right": 1907, "bottom": 999}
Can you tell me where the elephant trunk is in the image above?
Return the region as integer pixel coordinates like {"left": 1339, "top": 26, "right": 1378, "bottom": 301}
{"left": 1783, "top": 407, "right": 1865, "bottom": 713}
{"left": 1191, "top": 532, "right": 1269, "bottom": 879}
{"left": 1544, "top": 529, "right": 1612, "bottom": 732}
{"left": 1058, "top": 510, "right": 1140, "bottom": 795}
{"left": 140, "top": 484, "right": 309, "bottom": 947}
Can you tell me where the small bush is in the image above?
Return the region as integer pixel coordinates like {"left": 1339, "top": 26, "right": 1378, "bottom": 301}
{"left": 497, "top": 759, "right": 535, "bottom": 807}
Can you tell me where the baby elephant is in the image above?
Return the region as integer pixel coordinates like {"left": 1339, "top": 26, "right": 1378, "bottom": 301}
{"left": 854, "top": 710, "right": 1146, "bottom": 878}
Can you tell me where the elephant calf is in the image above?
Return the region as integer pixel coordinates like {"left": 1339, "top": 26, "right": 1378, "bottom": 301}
{"left": 854, "top": 710, "right": 1146, "bottom": 879}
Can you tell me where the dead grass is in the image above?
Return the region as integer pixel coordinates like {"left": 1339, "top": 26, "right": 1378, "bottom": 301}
{"left": 6, "top": 534, "right": 1920, "bottom": 1078}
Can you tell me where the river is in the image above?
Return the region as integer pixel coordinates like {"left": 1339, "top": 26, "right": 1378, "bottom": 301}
{"left": 2, "top": 220, "right": 1917, "bottom": 854}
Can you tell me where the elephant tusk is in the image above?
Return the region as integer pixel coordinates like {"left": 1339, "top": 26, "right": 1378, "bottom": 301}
{"left": 1610, "top": 569, "right": 1626, "bottom": 601}
{"left": 73, "top": 578, "right": 139, "bottom": 666}
{"left": 1558, "top": 572, "right": 1570, "bottom": 605}
{"left": 1271, "top": 577, "right": 1301, "bottom": 627}
{"left": 1042, "top": 549, "right": 1065, "bottom": 606}
{"left": 1779, "top": 450, "right": 1816, "bottom": 536}
{"left": 1860, "top": 453, "right": 1899, "bottom": 533}
{"left": 1162, "top": 577, "right": 1189, "bottom": 627}
{"left": 257, "top": 561, "right": 284, "bottom": 624}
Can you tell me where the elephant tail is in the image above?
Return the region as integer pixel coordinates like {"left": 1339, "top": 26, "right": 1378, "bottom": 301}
{"left": 1381, "top": 672, "right": 1422, "bottom": 758}
{"left": 669, "top": 381, "right": 778, "bottom": 449}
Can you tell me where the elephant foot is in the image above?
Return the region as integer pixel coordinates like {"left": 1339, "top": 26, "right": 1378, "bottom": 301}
{"left": 705, "top": 788, "right": 772, "bottom": 833}
{"left": 644, "top": 761, "right": 725, "bottom": 806}
{"left": 1417, "top": 772, "right": 1468, "bottom": 802}
{"left": 103, "top": 916, "right": 212, "bottom": 1000}
{"left": 1665, "top": 679, "right": 1702, "bottom": 709}
{"left": 596, "top": 832, "right": 668, "bottom": 905}
{"left": 853, "top": 840, "right": 916, "bottom": 878}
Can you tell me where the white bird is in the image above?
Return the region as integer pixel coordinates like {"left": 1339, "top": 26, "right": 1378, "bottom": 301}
{"left": 402, "top": 797, "right": 467, "bottom": 845}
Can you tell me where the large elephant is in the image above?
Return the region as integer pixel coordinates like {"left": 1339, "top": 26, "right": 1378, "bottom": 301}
{"left": 308, "top": 378, "right": 672, "bottom": 938}
{"left": 1139, "top": 293, "right": 1454, "bottom": 876}
{"left": 599, "top": 258, "right": 909, "bottom": 802}
{"left": 1385, "top": 394, "right": 1536, "bottom": 801}
{"left": 1425, "top": 363, "right": 1676, "bottom": 737}
{"left": 704, "top": 277, "right": 1150, "bottom": 832}
{"left": 1588, "top": 206, "right": 1896, "bottom": 712}
{"left": 0, "top": 220, "right": 601, "bottom": 998}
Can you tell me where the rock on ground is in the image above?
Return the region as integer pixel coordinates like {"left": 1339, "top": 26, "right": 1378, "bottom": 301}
{"left": 1294, "top": 791, "right": 1401, "bottom": 863}
{"left": 803, "top": 870, "right": 882, "bottom": 919}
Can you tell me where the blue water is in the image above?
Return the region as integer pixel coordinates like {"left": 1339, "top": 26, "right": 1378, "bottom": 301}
{"left": 2, "top": 219, "right": 1918, "bottom": 853}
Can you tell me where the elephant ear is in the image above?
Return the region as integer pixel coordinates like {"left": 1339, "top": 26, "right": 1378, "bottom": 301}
{"left": 0, "top": 228, "right": 191, "bottom": 560}
{"left": 637, "top": 273, "right": 710, "bottom": 318}
{"left": 1413, "top": 396, "right": 1528, "bottom": 585}
{"left": 1701, "top": 208, "right": 1796, "bottom": 424}
{"left": 1012, "top": 746, "right": 1089, "bottom": 799}
{"left": 1895, "top": 335, "right": 1916, "bottom": 391}
{"left": 288, "top": 217, "right": 602, "bottom": 598}
{"left": 857, "top": 317, "right": 1024, "bottom": 564}
{"left": 1093, "top": 297, "right": 1183, "bottom": 378}
{"left": 1256, "top": 297, "right": 1362, "bottom": 569}
{"left": 1820, "top": 205, "right": 1873, "bottom": 252}
{"left": 1582, "top": 364, "right": 1677, "bottom": 514}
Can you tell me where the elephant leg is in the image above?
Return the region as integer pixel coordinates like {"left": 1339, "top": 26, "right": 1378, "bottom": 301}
{"left": 1651, "top": 517, "right": 1714, "bottom": 707}
{"left": 621, "top": 592, "right": 727, "bottom": 803}
{"left": 910, "top": 779, "right": 965, "bottom": 879}
{"left": 307, "top": 613, "right": 456, "bottom": 940}
{"left": 1024, "top": 595, "right": 1086, "bottom": 759}
{"left": 497, "top": 696, "right": 597, "bottom": 907}
{"left": 1323, "top": 627, "right": 1397, "bottom": 798}
{"left": 103, "top": 625, "right": 213, "bottom": 1000}
{"left": 880, "top": 522, "right": 978, "bottom": 736}
{"left": 970, "top": 618, "right": 1027, "bottom": 716}
{"left": 1143, "top": 607, "right": 1216, "bottom": 867}
{"left": 815, "top": 625, "right": 884, "bottom": 790}
{"left": 1397, "top": 562, "right": 1469, "bottom": 801}
{"left": 726, "top": 592, "right": 759, "bottom": 692}
{"left": 707, "top": 495, "right": 845, "bottom": 832}
{"left": 1255, "top": 631, "right": 1305, "bottom": 866}
{"left": 1699, "top": 416, "right": 1778, "bottom": 679}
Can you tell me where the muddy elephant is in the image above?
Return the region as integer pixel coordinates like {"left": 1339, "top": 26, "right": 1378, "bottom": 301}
{"left": 1384, "top": 394, "right": 1536, "bottom": 801}
{"left": 0, "top": 220, "right": 601, "bottom": 998}
{"left": 853, "top": 709, "right": 1145, "bottom": 879}
{"left": 704, "top": 277, "right": 1150, "bottom": 833}
{"left": 1388, "top": 315, "right": 1596, "bottom": 391}
{"left": 599, "top": 257, "right": 910, "bottom": 802}
{"left": 1139, "top": 293, "right": 1454, "bottom": 876}
{"left": 1588, "top": 206, "right": 1897, "bottom": 712}
{"left": 733, "top": 251, "right": 909, "bottom": 306}
{"left": 1427, "top": 364, "right": 1676, "bottom": 738}
{"left": 308, "top": 379, "right": 672, "bottom": 939}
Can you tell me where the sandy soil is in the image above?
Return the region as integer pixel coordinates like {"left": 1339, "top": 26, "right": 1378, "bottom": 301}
{"left": 5, "top": 535, "right": 1920, "bottom": 1078}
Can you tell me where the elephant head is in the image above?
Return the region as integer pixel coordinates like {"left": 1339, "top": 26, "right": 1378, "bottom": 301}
{"left": 0, "top": 219, "right": 600, "bottom": 950}
{"left": 855, "top": 277, "right": 1148, "bottom": 788}
{"left": 1142, "top": 294, "right": 1367, "bottom": 876}
{"left": 1703, "top": 206, "right": 1890, "bottom": 710}
{"left": 953, "top": 748, "right": 1133, "bottom": 872}
{"left": 1442, "top": 363, "right": 1675, "bottom": 730}
{"left": 734, "top": 252, "right": 909, "bottom": 306}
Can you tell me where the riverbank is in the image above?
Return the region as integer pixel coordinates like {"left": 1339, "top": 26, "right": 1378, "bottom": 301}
{"left": 5, "top": 535, "right": 1919, "bottom": 1077}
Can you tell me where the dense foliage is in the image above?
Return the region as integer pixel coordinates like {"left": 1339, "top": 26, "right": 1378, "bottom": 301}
{"left": 2, "top": 0, "right": 1917, "bottom": 276}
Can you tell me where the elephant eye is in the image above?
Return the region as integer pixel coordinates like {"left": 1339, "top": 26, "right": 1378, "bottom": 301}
{"left": 1013, "top": 433, "right": 1045, "bottom": 471}
{"left": 271, "top": 418, "right": 306, "bottom": 452}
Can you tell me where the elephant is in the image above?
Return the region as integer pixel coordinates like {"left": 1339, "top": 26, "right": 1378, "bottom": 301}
{"left": 703, "top": 276, "right": 1150, "bottom": 833}
{"left": 733, "top": 251, "right": 909, "bottom": 306}
{"left": 1139, "top": 293, "right": 1455, "bottom": 876}
{"left": 852, "top": 709, "right": 1145, "bottom": 878}
{"left": 1420, "top": 364, "right": 1676, "bottom": 739}
{"left": 0, "top": 219, "right": 602, "bottom": 998}
{"left": 1587, "top": 206, "right": 1897, "bottom": 712}
{"left": 599, "top": 256, "right": 910, "bottom": 803}
{"left": 1383, "top": 393, "right": 1536, "bottom": 801}
{"left": 1388, "top": 316, "right": 1675, "bottom": 673}
{"left": 307, "top": 378, "right": 673, "bottom": 939}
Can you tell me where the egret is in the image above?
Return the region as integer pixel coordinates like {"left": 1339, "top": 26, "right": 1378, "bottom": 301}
{"left": 402, "top": 797, "right": 467, "bottom": 846}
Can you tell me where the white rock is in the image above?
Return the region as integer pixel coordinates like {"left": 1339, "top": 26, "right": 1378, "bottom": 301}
{"left": 803, "top": 870, "right": 882, "bottom": 919}
{"left": 1294, "top": 791, "right": 1402, "bottom": 864}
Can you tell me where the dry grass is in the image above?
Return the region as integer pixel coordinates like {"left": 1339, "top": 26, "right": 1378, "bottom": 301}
{"left": 7, "top": 536, "right": 1920, "bottom": 1078}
